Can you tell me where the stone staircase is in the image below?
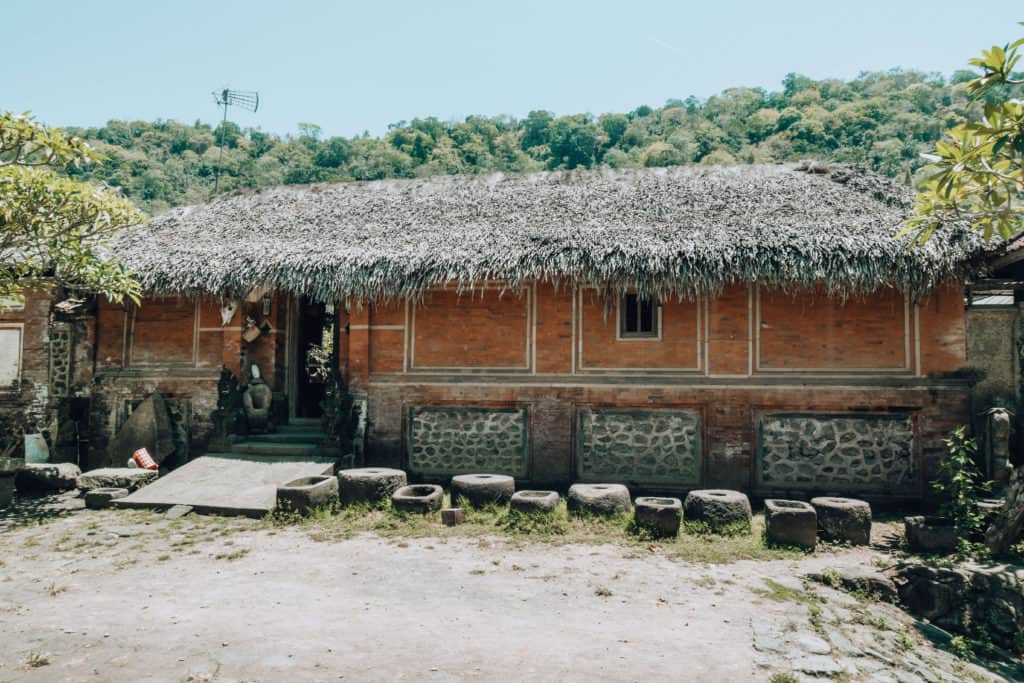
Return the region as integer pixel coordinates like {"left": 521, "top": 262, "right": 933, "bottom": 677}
{"left": 230, "top": 418, "right": 340, "bottom": 459}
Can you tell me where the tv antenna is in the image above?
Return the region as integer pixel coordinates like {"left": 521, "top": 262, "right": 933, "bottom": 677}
{"left": 212, "top": 88, "right": 259, "bottom": 193}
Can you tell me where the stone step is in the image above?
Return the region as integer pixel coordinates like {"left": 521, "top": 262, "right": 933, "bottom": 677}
{"left": 244, "top": 431, "right": 324, "bottom": 444}
{"left": 277, "top": 420, "right": 322, "bottom": 434}
{"left": 230, "top": 441, "right": 320, "bottom": 457}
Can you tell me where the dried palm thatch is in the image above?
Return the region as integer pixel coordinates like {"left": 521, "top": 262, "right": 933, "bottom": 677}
{"left": 110, "top": 163, "right": 985, "bottom": 303}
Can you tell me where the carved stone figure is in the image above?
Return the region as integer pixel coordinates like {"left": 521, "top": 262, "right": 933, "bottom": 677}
{"left": 242, "top": 364, "right": 273, "bottom": 433}
{"left": 985, "top": 406, "right": 1012, "bottom": 485}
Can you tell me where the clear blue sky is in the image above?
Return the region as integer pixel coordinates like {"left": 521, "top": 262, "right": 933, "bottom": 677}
{"left": 4, "top": 1, "right": 1022, "bottom": 137}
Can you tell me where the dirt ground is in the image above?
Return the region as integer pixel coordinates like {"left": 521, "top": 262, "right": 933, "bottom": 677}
{"left": 0, "top": 494, "right": 1018, "bottom": 682}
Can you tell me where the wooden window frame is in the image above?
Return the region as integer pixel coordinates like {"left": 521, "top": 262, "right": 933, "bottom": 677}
{"left": 618, "top": 293, "right": 660, "bottom": 340}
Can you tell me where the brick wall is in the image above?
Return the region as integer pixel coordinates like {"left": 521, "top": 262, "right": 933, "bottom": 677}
{"left": 355, "top": 280, "right": 971, "bottom": 498}
{"left": 0, "top": 289, "right": 55, "bottom": 452}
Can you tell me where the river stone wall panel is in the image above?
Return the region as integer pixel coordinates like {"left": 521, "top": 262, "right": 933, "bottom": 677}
{"left": 408, "top": 406, "right": 528, "bottom": 477}
{"left": 577, "top": 409, "right": 701, "bottom": 485}
{"left": 757, "top": 413, "right": 916, "bottom": 493}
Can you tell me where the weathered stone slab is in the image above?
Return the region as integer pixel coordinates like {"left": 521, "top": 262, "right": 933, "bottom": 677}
{"left": 116, "top": 454, "right": 335, "bottom": 517}
{"left": 107, "top": 393, "right": 176, "bottom": 466}
{"left": 77, "top": 468, "right": 158, "bottom": 493}
{"left": 758, "top": 413, "right": 915, "bottom": 493}
{"left": 85, "top": 487, "right": 129, "bottom": 509}
{"left": 904, "top": 515, "right": 957, "bottom": 555}
{"left": 765, "top": 498, "right": 817, "bottom": 549}
{"left": 276, "top": 475, "right": 339, "bottom": 514}
{"left": 441, "top": 507, "right": 465, "bottom": 526}
{"left": 811, "top": 497, "right": 872, "bottom": 545}
{"left": 165, "top": 504, "right": 194, "bottom": 519}
{"left": 408, "top": 406, "right": 528, "bottom": 477}
{"left": 633, "top": 497, "right": 683, "bottom": 537}
{"left": 985, "top": 466, "right": 1024, "bottom": 556}
{"left": 14, "top": 462, "right": 81, "bottom": 493}
{"left": 578, "top": 408, "right": 701, "bottom": 485}
{"left": 807, "top": 566, "right": 897, "bottom": 603}
{"left": 683, "top": 489, "right": 751, "bottom": 533}
{"left": 451, "top": 473, "right": 514, "bottom": 508}
{"left": 338, "top": 467, "right": 407, "bottom": 506}
{"left": 567, "top": 483, "right": 632, "bottom": 516}
{"left": 391, "top": 484, "right": 444, "bottom": 514}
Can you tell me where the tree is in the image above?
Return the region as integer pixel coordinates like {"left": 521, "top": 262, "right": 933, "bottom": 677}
{"left": 0, "top": 112, "right": 144, "bottom": 301}
{"left": 908, "top": 26, "right": 1024, "bottom": 242}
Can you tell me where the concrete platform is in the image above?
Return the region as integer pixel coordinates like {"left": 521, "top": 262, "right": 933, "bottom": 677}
{"left": 116, "top": 454, "right": 336, "bottom": 517}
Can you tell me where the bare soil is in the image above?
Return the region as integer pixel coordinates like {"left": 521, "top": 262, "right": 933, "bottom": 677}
{"left": 0, "top": 494, "right": 1015, "bottom": 682}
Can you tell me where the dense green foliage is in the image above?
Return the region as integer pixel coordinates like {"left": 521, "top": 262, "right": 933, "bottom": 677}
{"left": 909, "top": 27, "right": 1024, "bottom": 242}
{"left": 63, "top": 69, "right": 1023, "bottom": 214}
{"left": 0, "top": 112, "right": 143, "bottom": 301}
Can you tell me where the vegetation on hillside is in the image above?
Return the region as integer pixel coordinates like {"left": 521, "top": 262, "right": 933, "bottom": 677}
{"left": 62, "top": 69, "right": 1024, "bottom": 214}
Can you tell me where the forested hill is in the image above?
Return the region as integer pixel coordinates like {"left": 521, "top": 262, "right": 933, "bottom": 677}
{"left": 63, "top": 69, "right": 1020, "bottom": 215}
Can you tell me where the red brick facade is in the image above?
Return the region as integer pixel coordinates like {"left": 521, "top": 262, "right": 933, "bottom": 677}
{"left": 346, "top": 280, "right": 970, "bottom": 498}
{"left": 1, "top": 280, "right": 971, "bottom": 497}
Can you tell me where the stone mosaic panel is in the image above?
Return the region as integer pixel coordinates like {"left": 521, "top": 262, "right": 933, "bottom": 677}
{"left": 758, "top": 413, "right": 915, "bottom": 492}
{"left": 408, "top": 406, "right": 528, "bottom": 477}
{"left": 48, "top": 321, "right": 72, "bottom": 398}
{"left": 577, "top": 409, "right": 701, "bottom": 485}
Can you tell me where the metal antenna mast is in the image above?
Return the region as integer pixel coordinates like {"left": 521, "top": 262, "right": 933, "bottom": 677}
{"left": 212, "top": 88, "right": 259, "bottom": 193}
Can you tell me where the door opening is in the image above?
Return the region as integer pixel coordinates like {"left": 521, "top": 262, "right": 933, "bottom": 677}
{"left": 294, "top": 297, "right": 335, "bottom": 419}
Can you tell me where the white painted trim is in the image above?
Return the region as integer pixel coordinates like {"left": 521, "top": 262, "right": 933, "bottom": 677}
{"left": 576, "top": 288, "right": 702, "bottom": 373}
{"left": 367, "top": 377, "right": 968, "bottom": 391}
{"left": 402, "top": 299, "right": 410, "bottom": 374}
{"left": 914, "top": 304, "right": 922, "bottom": 377}
{"left": 192, "top": 299, "right": 200, "bottom": 366}
{"left": 747, "top": 284, "right": 754, "bottom": 377}
{"left": 753, "top": 285, "right": 913, "bottom": 374}
{"left": 703, "top": 297, "right": 710, "bottom": 377}
{"left": 408, "top": 284, "right": 533, "bottom": 372}
{"left": 614, "top": 294, "right": 662, "bottom": 341}
{"left": 285, "top": 296, "right": 299, "bottom": 420}
{"left": 0, "top": 323, "right": 24, "bottom": 389}
{"left": 530, "top": 283, "right": 537, "bottom": 375}
{"left": 570, "top": 283, "right": 577, "bottom": 375}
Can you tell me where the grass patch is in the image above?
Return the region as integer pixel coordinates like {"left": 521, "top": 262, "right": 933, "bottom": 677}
{"left": 594, "top": 584, "right": 613, "bottom": 597}
{"left": 213, "top": 548, "right": 250, "bottom": 561}
{"left": 753, "top": 578, "right": 819, "bottom": 606}
{"left": 683, "top": 519, "right": 752, "bottom": 537}
{"left": 24, "top": 651, "right": 50, "bottom": 669}
{"left": 769, "top": 674, "right": 798, "bottom": 683}
{"left": 263, "top": 493, "right": 802, "bottom": 564}
{"left": 46, "top": 582, "right": 67, "bottom": 597}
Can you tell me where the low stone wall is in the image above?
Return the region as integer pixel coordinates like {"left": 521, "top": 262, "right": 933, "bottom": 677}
{"left": 577, "top": 408, "right": 701, "bottom": 486}
{"left": 757, "top": 413, "right": 916, "bottom": 495}
{"left": 407, "top": 406, "right": 529, "bottom": 477}
{"left": 893, "top": 562, "right": 1024, "bottom": 651}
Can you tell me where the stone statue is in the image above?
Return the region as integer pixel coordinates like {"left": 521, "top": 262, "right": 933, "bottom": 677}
{"left": 242, "top": 364, "right": 274, "bottom": 433}
{"left": 985, "top": 406, "right": 1013, "bottom": 487}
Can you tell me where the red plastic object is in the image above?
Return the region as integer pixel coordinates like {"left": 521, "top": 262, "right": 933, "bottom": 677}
{"left": 131, "top": 447, "right": 158, "bottom": 470}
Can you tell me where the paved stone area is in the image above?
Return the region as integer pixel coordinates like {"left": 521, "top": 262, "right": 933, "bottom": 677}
{"left": 751, "top": 575, "right": 1004, "bottom": 682}
{"left": 116, "top": 454, "right": 336, "bottom": 516}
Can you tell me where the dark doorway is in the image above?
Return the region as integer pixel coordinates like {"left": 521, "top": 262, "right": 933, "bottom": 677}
{"left": 295, "top": 298, "right": 334, "bottom": 418}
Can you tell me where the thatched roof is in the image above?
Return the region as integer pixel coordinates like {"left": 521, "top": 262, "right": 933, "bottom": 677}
{"left": 111, "top": 163, "right": 985, "bottom": 302}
